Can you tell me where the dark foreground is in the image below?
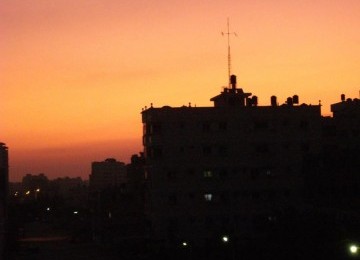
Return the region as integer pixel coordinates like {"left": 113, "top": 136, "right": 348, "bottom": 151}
{"left": 8, "top": 236, "right": 360, "bottom": 260}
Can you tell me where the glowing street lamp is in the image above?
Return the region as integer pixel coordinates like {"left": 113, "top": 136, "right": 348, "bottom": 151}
{"left": 34, "top": 188, "right": 40, "bottom": 200}
{"left": 350, "top": 244, "right": 358, "bottom": 255}
{"left": 222, "top": 236, "right": 229, "bottom": 243}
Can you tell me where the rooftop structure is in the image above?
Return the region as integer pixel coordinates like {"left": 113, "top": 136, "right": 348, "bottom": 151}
{"left": 141, "top": 75, "right": 322, "bottom": 245}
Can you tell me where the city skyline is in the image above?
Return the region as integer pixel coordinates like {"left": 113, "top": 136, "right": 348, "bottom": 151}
{"left": 3, "top": 0, "right": 360, "bottom": 181}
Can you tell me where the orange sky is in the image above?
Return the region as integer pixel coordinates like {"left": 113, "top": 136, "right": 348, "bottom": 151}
{"left": 2, "top": 0, "right": 360, "bottom": 181}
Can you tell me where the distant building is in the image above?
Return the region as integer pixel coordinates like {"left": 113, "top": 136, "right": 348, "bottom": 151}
{"left": 304, "top": 95, "right": 360, "bottom": 210}
{"left": 330, "top": 95, "right": 360, "bottom": 150}
{"left": 0, "top": 143, "right": 9, "bottom": 258}
{"left": 89, "top": 155, "right": 146, "bottom": 246}
{"left": 89, "top": 158, "right": 127, "bottom": 191}
{"left": 141, "top": 75, "right": 322, "bottom": 246}
{"left": 50, "top": 177, "right": 84, "bottom": 197}
{"left": 22, "top": 173, "right": 49, "bottom": 192}
{"left": 127, "top": 153, "right": 146, "bottom": 192}
{"left": 49, "top": 177, "right": 87, "bottom": 207}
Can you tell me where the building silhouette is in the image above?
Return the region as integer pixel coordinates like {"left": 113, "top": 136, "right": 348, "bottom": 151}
{"left": 305, "top": 95, "right": 360, "bottom": 210}
{"left": 141, "top": 75, "right": 322, "bottom": 246}
{"left": 0, "top": 143, "right": 9, "bottom": 258}
{"left": 22, "top": 173, "right": 49, "bottom": 193}
{"left": 88, "top": 155, "right": 147, "bottom": 249}
{"left": 89, "top": 158, "right": 127, "bottom": 191}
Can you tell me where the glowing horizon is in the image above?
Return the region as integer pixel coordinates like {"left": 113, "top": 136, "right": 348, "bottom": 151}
{"left": 2, "top": 0, "right": 360, "bottom": 181}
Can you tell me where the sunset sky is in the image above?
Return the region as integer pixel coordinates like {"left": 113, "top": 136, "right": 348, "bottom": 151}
{"left": 2, "top": 0, "right": 360, "bottom": 181}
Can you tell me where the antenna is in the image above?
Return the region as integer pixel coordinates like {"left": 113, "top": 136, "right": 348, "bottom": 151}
{"left": 222, "top": 18, "right": 237, "bottom": 87}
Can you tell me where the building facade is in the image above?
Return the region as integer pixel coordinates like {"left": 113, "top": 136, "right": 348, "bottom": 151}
{"left": 89, "top": 158, "right": 127, "bottom": 191}
{"left": 305, "top": 95, "right": 360, "bottom": 209}
{"left": 0, "top": 143, "right": 9, "bottom": 258}
{"left": 141, "top": 75, "right": 322, "bottom": 246}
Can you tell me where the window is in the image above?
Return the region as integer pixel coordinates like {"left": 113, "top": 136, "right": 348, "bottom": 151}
{"left": 204, "top": 193, "right": 213, "bottom": 201}
{"left": 167, "top": 171, "right": 176, "bottom": 180}
{"left": 178, "top": 122, "right": 185, "bottom": 129}
{"left": 301, "top": 143, "right": 310, "bottom": 152}
{"left": 147, "top": 146, "right": 163, "bottom": 159}
{"left": 188, "top": 216, "right": 196, "bottom": 224}
{"left": 254, "top": 121, "right": 268, "bottom": 130}
{"left": 299, "top": 120, "right": 309, "bottom": 129}
{"left": 220, "top": 192, "right": 229, "bottom": 203}
{"left": 256, "top": 144, "right": 269, "bottom": 153}
{"left": 219, "top": 122, "right": 227, "bottom": 131}
{"left": 203, "top": 170, "right": 213, "bottom": 178}
{"left": 219, "top": 169, "right": 228, "bottom": 179}
{"left": 218, "top": 146, "right": 228, "bottom": 157}
{"left": 250, "top": 169, "right": 259, "bottom": 180}
{"left": 322, "top": 125, "right": 337, "bottom": 137}
{"left": 232, "top": 191, "right": 240, "bottom": 200}
{"left": 205, "top": 216, "right": 213, "bottom": 225}
{"left": 144, "top": 170, "right": 150, "bottom": 180}
{"left": 352, "top": 129, "right": 359, "bottom": 137}
{"left": 202, "top": 145, "right": 212, "bottom": 156}
{"left": 168, "top": 194, "right": 177, "bottom": 205}
{"left": 267, "top": 190, "right": 277, "bottom": 199}
{"left": 265, "top": 169, "right": 273, "bottom": 178}
{"left": 142, "top": 135, "right": 146, "bottom": 145}
{"left": 282, "top": 118, "right": 290, "bottom": 126}
{"left": 150, "top": 123, "right": 162, "bottom": 134}
{"left": 187, "top": 169, "right": 195, "bottom": 176}
{"left": 251, "top": 191, "right": 260, "bottom": 199}
{"left": 241, "top": 191, "right": 250, "bottom": 198}
{"left": 202, "top": 122, "right": 211, "bottom": 133}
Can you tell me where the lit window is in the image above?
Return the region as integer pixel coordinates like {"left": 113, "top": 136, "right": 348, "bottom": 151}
{"left": 204, "top": 193, "right": 213, "bottom": 201}
{"left": 203, "top": 170, "right": 213, "bottom": 178}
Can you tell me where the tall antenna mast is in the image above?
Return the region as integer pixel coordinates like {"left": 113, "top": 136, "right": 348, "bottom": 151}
{"left": 222, "top": 18, "right": 237, "bottom": 87}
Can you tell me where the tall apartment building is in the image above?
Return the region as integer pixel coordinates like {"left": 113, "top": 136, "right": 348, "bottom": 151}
{"left": 0, "top": 143, "right": 9, "bottom": 258}
{"left": 89, "top": 158, "right": 127, "bottom": 191}
{"left": 141, "top": 75, "right": 322, "bottom": 246}
{"left": 330, "top": 95, "right": 360, "bottom": 149}
{"left": 306, "top": 95, "right": 360, "bottom": 209}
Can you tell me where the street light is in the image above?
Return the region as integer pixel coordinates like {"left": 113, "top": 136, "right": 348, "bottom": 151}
{"left": 35, "top": 188, "right": 40, "bottom": 200}
{"left": 222, "top": 236, "right": 229, "bottom": 243}
{"left": 350, "top": 244, "right": 358, "bottom": 255}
